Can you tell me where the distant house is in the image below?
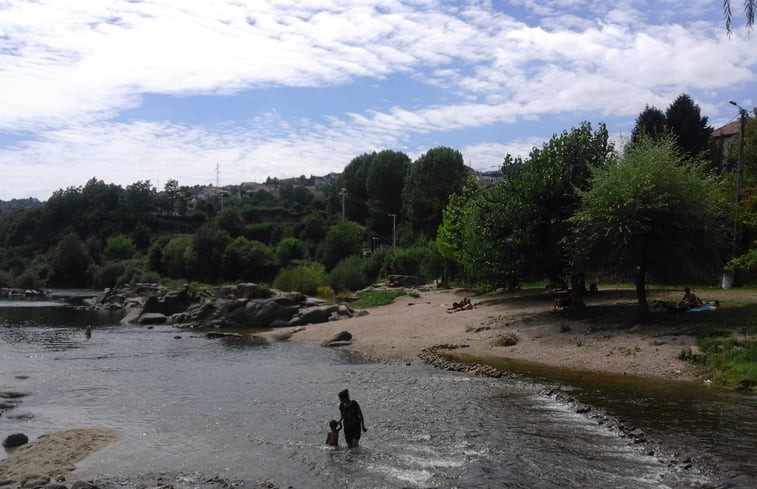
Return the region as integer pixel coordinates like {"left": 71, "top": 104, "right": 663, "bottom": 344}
{"left": 241, "top": 182, "right": 275, "bottom": 193}
{"left": 711, "top": 120, "right": 742, "bottom": 169}
{"left": 313, "top": 172, "right": 341, "bottom": 188}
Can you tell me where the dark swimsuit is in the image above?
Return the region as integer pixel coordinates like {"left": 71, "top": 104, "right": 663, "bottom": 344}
{"left": 339, "top": 400, "right": 363, "bottom": 443}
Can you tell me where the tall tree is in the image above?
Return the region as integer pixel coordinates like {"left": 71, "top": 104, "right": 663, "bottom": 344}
{"left": 365, "top": 150, "right": 410, "bottom": 236}
{"left": 402, "top": 147, "right": 468, "bottom": 240}
{"left": 571, "top": 137, "right": 728, "bottom": 317}
{"left": 665, "top": 94, "right": 713, "bottom": 158}
{"left": 630, "top": 105, "right": 667, "bottom": 146}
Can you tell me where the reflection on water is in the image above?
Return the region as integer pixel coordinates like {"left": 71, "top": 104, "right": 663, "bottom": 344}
{"left": 1, "top": 304, "right": 754, "bottom": 488}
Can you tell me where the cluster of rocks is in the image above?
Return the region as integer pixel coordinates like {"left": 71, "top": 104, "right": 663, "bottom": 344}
{"left": 418, "top": 345, "right": 506, "bottom": 378}
{"left": 0, "top": 475, "right": 101, "bottom": 489}
{"left": 88, "top": 283, "right": 366, "bottom": 330}
{"left": 11, "top": 474, "right": 285, "bottom": 489}
{"left": 0, "top": 288, "right": 50, "bottom": 299}
{"left": 358, "top": 274, "right": 434, "bottom": 292}
{"left": 1, "top": 389, "right": 32, "bottom": 453}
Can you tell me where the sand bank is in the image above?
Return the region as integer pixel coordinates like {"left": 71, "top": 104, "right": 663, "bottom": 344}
{"left": 280, "top": 288, "right": 700, "bottom": 382}
{"left": 0, "top": 429, "right": 119, "bottom": 486}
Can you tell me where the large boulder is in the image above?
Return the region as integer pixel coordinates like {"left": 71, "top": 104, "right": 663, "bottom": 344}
{"left": 142, "top": 288, "right": 192, "bottom": 316}
{"left": 2, "top": 432, "right": 28, "bottom": 448}
{"left": 321, "top": 331, "right": 352, "bottom": 347}
{"left": 290, "top": 305, "right": 340, "bottom": 326}
{"left": 386, "top": 275, "right": 425, "bottom": 287}
{"left": 137, "top": 312, "right": 167, "bottom": 325}
{"left": 245, "top": 300, "right": 299, "bottom": 326}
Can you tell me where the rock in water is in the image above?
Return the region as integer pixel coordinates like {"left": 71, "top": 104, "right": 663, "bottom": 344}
{"left": 2, "top": 432, "right": 29, "bottom": 448}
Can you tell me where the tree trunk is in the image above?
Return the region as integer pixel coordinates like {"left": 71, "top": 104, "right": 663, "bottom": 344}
{"left": 634, "top": 264, "right": 649, "bottom": 318}
{"left": 569, "top": 273, "right": 586, "bottom": 311}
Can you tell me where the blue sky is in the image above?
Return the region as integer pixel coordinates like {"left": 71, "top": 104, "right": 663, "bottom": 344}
{"left": 1, "top": 0, "right": 755, "bottom": 200}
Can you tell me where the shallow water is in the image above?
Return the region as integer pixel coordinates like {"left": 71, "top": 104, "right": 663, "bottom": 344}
{"left": 1, "top": 300, "right": 754, "bottom": 488}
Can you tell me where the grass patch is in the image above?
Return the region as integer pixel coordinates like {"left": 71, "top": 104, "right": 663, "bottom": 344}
{"left": 494, "top": 333, "right": 520, "bottom": 347}
{"left": 645, "top": 299, "right": 757, "bottom": 391}
{"left": 348, "top": 289, "right": 406, "bottom": 308}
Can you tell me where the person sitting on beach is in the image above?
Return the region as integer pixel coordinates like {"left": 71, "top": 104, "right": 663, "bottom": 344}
{"left": 678, "top": 287, "right": 703, "bottom": 310}
{"left": 326, "top": 419, "right": 341, "bottom": 446}
{"left": 446, "top": 297, "right": 473, "bottom": 313}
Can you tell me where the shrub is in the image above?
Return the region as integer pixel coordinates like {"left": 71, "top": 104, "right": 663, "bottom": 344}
{"left": 0, "top": 269, "right": 12, "bottom": 288}
{"left": 221, "top": 237, "right": 278, "bottom": 282}
{"left": 495, "top": 333, "right": 520, "bottom": 347}
{"left": 316, "top": 285, "right": 336, "bottom": 301}
{"left": 368, "top": 244, "right": 437, "bottom": 282}
{"left": 92, "top": 261, "right": 126, "bottom": 289}
{"left": 15, "top": 269, "right": 44, "bottom": 289}
{"left": 329, "top": 256, "right": 371, "bottom": 292}
{"left": 104, "top": 234, "right": 136, "bottom": 260}
{"left": 273, "top": 264, "right": 328, "bottom": 295}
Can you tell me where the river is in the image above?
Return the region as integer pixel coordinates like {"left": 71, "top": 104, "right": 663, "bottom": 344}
{"left": 1, "top": 297, "right": 755, "bottom": 488}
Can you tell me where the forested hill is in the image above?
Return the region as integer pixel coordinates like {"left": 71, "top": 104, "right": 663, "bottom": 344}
{"left": 0, "top": 197, "right": 42, "bottom": 212}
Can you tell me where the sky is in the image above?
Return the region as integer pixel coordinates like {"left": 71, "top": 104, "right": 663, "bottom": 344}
{"left": 1, "top": 0, "right": 755, "bottom": 201}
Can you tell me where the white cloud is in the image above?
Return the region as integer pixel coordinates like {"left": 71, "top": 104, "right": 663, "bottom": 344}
{"left": 0, "top": 0, "right": 755, "bottom": 199}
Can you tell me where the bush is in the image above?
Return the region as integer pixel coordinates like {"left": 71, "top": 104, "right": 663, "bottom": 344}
{"left": 0, "top": 269, "right": 12, "bottom": 288}
{"left": 92, "top": 261, "right": 126, "bottom": 289}
{"left": 316, "top": 285, "right": 336, "bottom": 301}
{"left": 221, "top": 237, "right": 278, "bottom": 283}
{"left": 104, "top": 234, "right": 136, "bottom": 260}
{"left": 368, "top": 244, "right": 437, "bottom": 282}
{"left": 15, "top": 269, "right": 44, "bottom": 289}
{"left": 273, "top": 264, "right": 329, "bottom": 295}
{"left": 329, "top": 256, "right": 371, "bottom": 292}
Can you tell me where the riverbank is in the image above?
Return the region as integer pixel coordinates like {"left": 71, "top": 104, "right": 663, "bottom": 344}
{"left": 281, "top": 287, "right": 705, "bottom": 382}
{"left": 0, "top": 429, "right": 118, "bottom": 486}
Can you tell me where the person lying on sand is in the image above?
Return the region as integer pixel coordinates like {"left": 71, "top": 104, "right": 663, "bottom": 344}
{"left": 447, "top": 297, "right": 473, "bottom": 313}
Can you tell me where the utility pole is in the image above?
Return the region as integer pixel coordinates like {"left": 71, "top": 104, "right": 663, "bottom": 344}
{"left": 729, "top": 101, "right": 747, "bottom": 258}
{"left": 339, "top": 188, "right": 347, "bottom": 219}
{"left": 389, "top": 213, "right": 396, "bottom": 248}
{"left": 216, "top": 163, "right": 223, "bottom": 210}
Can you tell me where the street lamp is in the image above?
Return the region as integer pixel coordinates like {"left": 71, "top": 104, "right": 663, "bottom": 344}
{"left": 724, "top": 101, "right": 748, "bottom": 288}
{"left": 729, "top": 101, "right": 747, "bottom": 242}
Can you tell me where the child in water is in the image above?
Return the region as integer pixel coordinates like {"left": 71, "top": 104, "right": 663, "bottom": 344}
{"left": 326, "top": 419, "right": 341, "bottom": 446}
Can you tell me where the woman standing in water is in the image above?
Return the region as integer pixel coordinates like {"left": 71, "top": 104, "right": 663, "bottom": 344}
{"left": 338, "top": 389, "right": 367, "bottom": 448}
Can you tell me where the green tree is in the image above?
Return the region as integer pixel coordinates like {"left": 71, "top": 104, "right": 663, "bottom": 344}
{"left": 318, "top": 220, "right": 365, "bottom": 270}
{"left": 365, "top": 150, "right": 410, "bottom": 236}
{"left": 336, "top": 153, "right": 372, "bottom": 222}
{"left": 571, "top": 137, "right": 728, "bottom": 316}
{"left": 221, "top": 237, "right": 278, "bottom": 282}
{"left": 161, "top": 236, "right": 192, "bottom": 279}
{"left": 402, "top": 147, "right": 468, "bottom": 239}
{"left": 665, "top": 94, "right": 713, "bottom": 159}
{"left": 275, "top": 237, "right": 306, "bottom": 267}
{"left": 103, "top": 234, "right": 137, "bottom": 260}
{"left": 49, "top": 233, "right": 92, "bottom": 287}
{"left": 436, "top": 178, "right": 485, "bottom": 285}
{"left": 189, "top": 225, "right": 231, "bottom": 283}
{"left": 630, "top": 105, "right": 667, "bottom": 146}
{"left": 215, "top": 207, "right": 244, "bottom": 237}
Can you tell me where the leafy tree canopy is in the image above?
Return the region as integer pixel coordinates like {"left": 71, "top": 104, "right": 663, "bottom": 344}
{"left": 571, "top": 136, "right": 728, "bottom": 316}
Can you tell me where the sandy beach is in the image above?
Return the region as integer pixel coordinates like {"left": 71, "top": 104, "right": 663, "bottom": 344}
{"left": 0, "top": 429, "right": 118, "bottom": 486}
{"left": 283, "top": 287, "right": 701, "bottom": 382}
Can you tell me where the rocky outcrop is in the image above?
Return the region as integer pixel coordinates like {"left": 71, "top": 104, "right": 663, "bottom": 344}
{"left": 92, "top": 283, "right": 361, "bottom": 329}
{"left": 0, "top": 288, "right": 51, "bottom": 299}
